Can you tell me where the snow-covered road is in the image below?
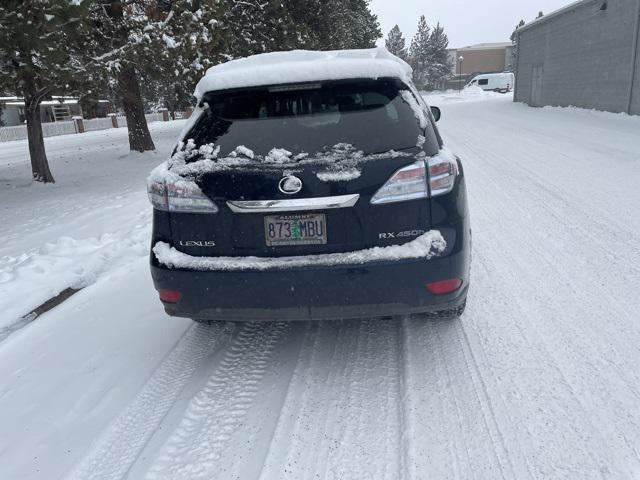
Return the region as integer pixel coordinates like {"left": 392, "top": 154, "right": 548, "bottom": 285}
{"left": 1, "top": 95, "right": 640, "bottom": 480}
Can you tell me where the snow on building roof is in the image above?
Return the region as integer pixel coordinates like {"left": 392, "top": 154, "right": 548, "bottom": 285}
{"left": 194, "top": 47, "right": 412, "bottom": 100}
{"left": 1, "top": 97, "right": 110, "bottom": 106}
{"left": 456, "top": 42, "right": 513, "bottom": 51}
{"left": 515, "top": 0, "right": 595, "bottom": 34}
{"left": 4, "top": 100, "right": 79, "bottom": 106}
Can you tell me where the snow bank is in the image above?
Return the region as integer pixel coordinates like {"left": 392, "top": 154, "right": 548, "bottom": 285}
{"left": 0, "top": 220, "right": 150, "bottom": 329}
{"left": 540, "top": 104, "right": 640, "bottom": 121}
{"left": 461, "top": 85, "right": 493, "bottom": 97}
{"left": 422, "top": 88, "right": 510, "bottom": 104}
{"left": 194, "top": 47, "right": 412, "bottom": 99}
{"left": 0, "top": 259, "right": 190, "bottom": 480}
{"left": 153, "top": 231, "right": 446, "bottom": 272}
{"left": 0, "top": 122, "right": 190, "bottom": 330}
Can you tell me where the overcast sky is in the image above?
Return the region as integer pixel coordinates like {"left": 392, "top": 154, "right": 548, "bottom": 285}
{"left": 370, "top": 0, "right": 573, "bottom": 48}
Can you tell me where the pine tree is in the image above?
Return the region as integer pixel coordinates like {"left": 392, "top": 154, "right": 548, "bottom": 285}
{"left": 222, "top": 0, "right": 279, "bottom": 57}
{"left": 318, "top": 0, "right": 351, "bottom": 49}
{"left": 409, "top": 16, "right": 431, "bottom": 89}
{"left": 343, "top": 0, "right": 382, "bottom": 49}
{"left": 196, "top": 0, "right": 381, "bottom": 62}
{"left": 386, "top": 25, "right": 408, "bottom": 60}
{"left": 148, "top": 2, "right": 226, "bottom": 118}
{"left": 0, "top": 0, "right": 89, "bottom": 183}
{"left": 86, "top": 1, "right": 155, "bottom": 152}
{"left": 425, "top": 22, "right": 451, "bottom": 88}
{"left": 86, "top": 1, "right": 225, "bottom": 152}
{"left": 295, "top": 0, "right": 381, "bottom": 50}
{"left": 281, "top": 0, "right": 325, "bottom": 49}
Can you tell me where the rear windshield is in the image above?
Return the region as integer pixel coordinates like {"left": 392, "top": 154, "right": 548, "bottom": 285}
{"left": 186, "top": 79, "right": 425, "bottom": 157}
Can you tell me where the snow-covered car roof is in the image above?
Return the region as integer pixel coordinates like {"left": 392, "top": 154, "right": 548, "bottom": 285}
{"left": 194, "top": 47, "right": 412, "bottom": 101}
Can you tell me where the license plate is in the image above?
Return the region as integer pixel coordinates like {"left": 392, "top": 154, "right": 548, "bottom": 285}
{"left": 264, "top": 213, "right": 327, "bottom": 247}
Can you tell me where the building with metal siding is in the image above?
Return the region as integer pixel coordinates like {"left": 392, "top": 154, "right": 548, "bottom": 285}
{"left": 514, "top": 0, "right": 640, "bottom": 114}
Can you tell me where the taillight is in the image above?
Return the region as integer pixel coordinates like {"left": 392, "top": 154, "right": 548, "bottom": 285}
{"left": 147, "top": 177, "right": 219, "bottom": 214}
{"left": 428, "top": 150, "right": 458, "bottom": 197}
{"left": 370, "top": 149, "right": 459, "bottom": 205}
{"left": 158, "top": 289, "right": 182, "bottom": 303}
{"left": 370, "top": 160, "right": 428, "bottom": 205}
{"left": 147, "top": 180, "right": 167, "bottom": 209}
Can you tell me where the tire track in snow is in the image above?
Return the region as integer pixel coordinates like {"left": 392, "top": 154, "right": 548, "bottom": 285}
{"left": 446, "top": 123, "right": 636, "bottom": 477}
{"left": 399, "top": 318, "right": 462, "bottom": 479}
{"left": 401, "top": 316, "right": 517, "bottom": 480}
{"left": 259, "top": 320, "right": 404, "bottom": 480}
{"left": 452, "top": 320, "right": 518, "bottom": 479}
{"left": 326, "top": 320, "right": 403, "bottom": 480}
{"left": 143, "top": 321, "right": 292, "bottom": 480}
{"left": 396, "top": 319, "right": 412, "bottom": 480}
{"left": 469, "top": 237, "right": 627, "bottom": 478}
{"left": 467, "top": 130, "right": 640, "bottom": 448}
{"left": 66, "top": 322, "right": 233, "bottom": 480}
{"left": 257, "top": 321, "right": 345, "bottom": 480}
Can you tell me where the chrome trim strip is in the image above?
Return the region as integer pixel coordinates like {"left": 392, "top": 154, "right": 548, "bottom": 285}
{"left": 227, "top": 194, "right": 360, "bottom": 213}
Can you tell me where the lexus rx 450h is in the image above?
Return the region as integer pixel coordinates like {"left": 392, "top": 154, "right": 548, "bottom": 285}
{"left": 148, "top": 48, "right": 471, "bottom": 322}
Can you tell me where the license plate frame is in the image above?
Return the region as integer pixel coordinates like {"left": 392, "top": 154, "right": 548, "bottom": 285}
{"left": 264, "top": 213, "right": 327, "bottom": 247}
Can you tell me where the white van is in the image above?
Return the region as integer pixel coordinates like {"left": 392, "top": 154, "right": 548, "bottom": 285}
{"left": 465, "top": 73, "right": 514, "bottom": 93}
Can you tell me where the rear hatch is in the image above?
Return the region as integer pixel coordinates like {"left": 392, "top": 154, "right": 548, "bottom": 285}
{"left": 168, "top": 78, "right": 440, "bottom": 258}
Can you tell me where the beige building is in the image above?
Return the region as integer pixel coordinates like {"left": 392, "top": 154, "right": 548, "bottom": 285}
{"left": 446, "top": 42, "right": 515, "bottom": 89}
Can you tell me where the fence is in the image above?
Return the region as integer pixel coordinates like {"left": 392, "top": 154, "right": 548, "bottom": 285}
{"left": 0, "top": 111, "right": 180, "bottom": 143}
{"left": 83, "top": 117, "right": 114, "bottom": 132}
{"left": 0, "top": 121, "right": 77, "bottom": 142}
{"left": 0, "top": 125, "right": 34, "bottom": 142}
{"left": 145, "top": 112, "right": 165, "bottom": 123}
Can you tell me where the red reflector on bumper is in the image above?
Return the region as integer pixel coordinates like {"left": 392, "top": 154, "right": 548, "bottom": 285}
{"left": 425, "top": 278, "right": 462, "bottom": 295}
{"left": 158, "top": 289, "right": 182, "bottom": 303}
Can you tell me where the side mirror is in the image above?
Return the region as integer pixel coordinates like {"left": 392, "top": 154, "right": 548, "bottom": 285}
{"left": 430, "top": 106, "right": 441, "bottom": 122}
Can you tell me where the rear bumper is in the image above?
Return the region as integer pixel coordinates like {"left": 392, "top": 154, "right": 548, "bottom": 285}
{"left": 150, "top": 226, "right": 470, "bottom": 322}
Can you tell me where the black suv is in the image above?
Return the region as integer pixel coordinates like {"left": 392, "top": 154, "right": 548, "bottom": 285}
{"left": 148, "top": 50, "right": 470, "bottom": 322}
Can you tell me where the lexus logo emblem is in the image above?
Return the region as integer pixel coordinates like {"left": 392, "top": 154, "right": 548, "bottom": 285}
{"left": 278, "top": 175, "right": 303, "bottom": 195}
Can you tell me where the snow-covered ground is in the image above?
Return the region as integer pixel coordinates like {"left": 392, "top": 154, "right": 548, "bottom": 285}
{"left": 1, "top": 95, "right": 640, "bottom": 480}
{"left": 0, "top": 121, "right": 185, "bottom": 331}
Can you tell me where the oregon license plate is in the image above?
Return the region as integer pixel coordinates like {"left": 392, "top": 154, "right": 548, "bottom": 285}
{"left": 264, "top": 213, "right": 327, "bottom": 247}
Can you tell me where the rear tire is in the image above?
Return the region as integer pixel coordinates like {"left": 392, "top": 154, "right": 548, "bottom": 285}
{"left": 414, "top": 299, "right": 466, "bottom": 321}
